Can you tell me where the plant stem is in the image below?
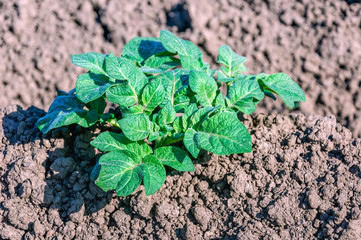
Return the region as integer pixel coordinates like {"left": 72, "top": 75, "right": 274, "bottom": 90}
{"left": 107, "top": 118, "right": 121, "bottom": 129}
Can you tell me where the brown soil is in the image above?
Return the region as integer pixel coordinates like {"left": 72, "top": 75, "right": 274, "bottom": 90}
{"left": 1, "top": 105, "right": 361, "bottom": 239}
{"left": 0, "top": 0, "right": 360, "bottom": 136}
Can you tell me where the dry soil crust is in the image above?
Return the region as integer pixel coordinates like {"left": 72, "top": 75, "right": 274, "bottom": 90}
{"left": 1, "top": 105, "right": 361, "bottom": 239}
{"left": 0, "top": 0, "right": 360, "bottom": 136}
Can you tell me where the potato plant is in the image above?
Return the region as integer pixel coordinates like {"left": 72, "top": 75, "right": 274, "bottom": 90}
{"left": 37, "top": 30, "right": 305, "bottom": 196}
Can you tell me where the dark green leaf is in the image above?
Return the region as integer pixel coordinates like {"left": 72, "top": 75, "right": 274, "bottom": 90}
{"left": 37, "top": 93, "right": 97, "bottom": 133}
{"left": 154, "top": 146, "right": 194, "bottom": 171}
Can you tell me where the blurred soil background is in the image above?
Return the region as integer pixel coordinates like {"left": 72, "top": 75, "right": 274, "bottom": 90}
{"left": 0, "top": 0, "right": 360, "bottom": 136}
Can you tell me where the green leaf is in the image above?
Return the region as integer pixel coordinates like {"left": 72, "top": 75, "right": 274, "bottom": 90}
{"left": 195, "top": 112, "right": 252, "bottom": 155}
{"left": 189, "top": 70, "right": 217, "bottom": 107}
{"left": 91, "top": 132, "right": 152, "bottom": 157}
{"left": 86, "top": 96, "right": 107, "bottom": 114}
{"left": 106, "top": 82, "right": 137, "bottom": 108}
{"left": 118, "top": 114, "right": 151, "bottom": 141}
{"left": 214, "top": 91, "right": 226, "bottom": 107}
{"left": 160, "top": 30, "right": 202, "bottom": 58}
{"left": 227, "top": 77, "right": 264, "bottom": 114}
{"left": 158, "top": 69, "right": 189, "bottom": 108}
{"left": 104, "top": 55, "right": 147, "bottom": 101}
{"left": 122, "top": 37, "right": 168, "bottom": 65}
{"left": 217, "top": 45, "right": 247, "bottom": 77}
{"left": 259, "top": 73, "right": 306, "bottom": 108}
{"left": 217, "top": 70, "right": 234, "bottom": 82}
{"left": 76, "top": 73, "right": 112, "bottom": 103}
{"left": 157, "top": 102, "right": 176, "bottom": 126}
{"left": 183, "top": 128, "right": 201, "bottom": 158}
{"left": 141, "top": 78, "right": 165, "bottom": 112}
{"left": 160, "top": 30, "right": 203, "bottom": 70}
{"left": 71, "top": 52, "right": 107, "bottom": 75}
{"left": 142, "top": 55, "right": 180, "bottom": 73}
{"left": 142, "top": 155, "right": 166, "bottom": 195}
{"left": 121, "top": 105, "right": 144, "bottom": 118}
{"left": 172, "top": 117, "right": 182, "bottom": 133}
{"left": 188, "top": 106, "right": 220, "bottom": 129}
{"left": 96, "top": 150, "right": 142, "bottom": 196}
{"left": 154, "top": 146, "right": 194, "bottom": 172}
{"left": 37, "top": 93, "right": 97, "bottom": 133}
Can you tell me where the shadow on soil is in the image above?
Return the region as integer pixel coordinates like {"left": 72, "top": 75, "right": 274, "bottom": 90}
{"left": 1, "top": 105, "right": 113, "bottom": 222}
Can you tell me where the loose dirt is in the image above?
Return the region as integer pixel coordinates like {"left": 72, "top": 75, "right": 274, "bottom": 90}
{"left": 0, "top": 0, "right": 360, "bottom": 136}
{"left": 1, "top": 105, "right": 361, "bottom": 239}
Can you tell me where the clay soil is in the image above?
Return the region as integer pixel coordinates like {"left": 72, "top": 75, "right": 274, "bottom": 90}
{"left": 1, "top": 0, "right": 361, "bottom": 239}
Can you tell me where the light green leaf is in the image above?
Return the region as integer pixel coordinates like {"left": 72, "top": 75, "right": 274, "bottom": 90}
{"left": 122, "top": 37, "right": 168, "bottom": 65}
{"left": 104, "top": 55, "right": 147, "bottom": 101}
{"left": 141, "top": 78, "right": 165, "bottom": 112}
{"left": 195, "top": 112, "right": 252, "bottom": 155}
{"left": 37, "top": 93, "right": 97, "bottom": 133}
{"left": 179, "top": 55, "right": 203, "bottom": 70}
{"left": 120, "top": 105, "right": 144, "bottom": 118}
{"left": 118, "top": 114, "right": 151, "bottom": 141}
{"left": 183, "top": 128, "right": 201, "bottom": 158}
{"left": 95, "top": 150, "right": 142, "bottom": 194}
{"left": 157, "top": 102, "right": 176, "bottom": 126}
{"left": 217, "top": 70, "right": 234, "bottom": 82}
{"left": 189, "top": 70, "right": 217, "bottom": 106}
{"left": 76, "top": 73, "right": 112, "bottom": 103}
{"left": 90, "top": 132, "right": 152, "bottom": 157}
{"left": 160, "top": 30, "right": 202, "bottom": 58}
{"left": 188, "top": 106, "right": 220, "bottom": 129}
{"left": 106, "top": 82, "right": 137, "bottom": 108}
{"left": 214, "top": 91, "right": 226, "bottom": 107}
{"left": 217, "top": 45, "right": 247, "bottom": 77}
{"left": 227, "top": 77, "right": 264, "bottom": 114}
{"left": 158, "top": 69, "right": 189, "bottom": 108}
{"left": 154, "top": 146, "right": 194, "bottom": 172}
{"left": 259, "top": 73, "right": 306, "bottom": 108}
{"left": 142, "top": 155, "right": 166, "bottom": 195}
{"left": 71, "top": 52, "right": 107, "bottom": 75}
{"left": 142, "top": 55, "right": 180, "bottom": 73}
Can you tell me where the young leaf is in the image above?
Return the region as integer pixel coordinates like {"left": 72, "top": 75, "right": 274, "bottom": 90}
{"left": 158, "top": 70, "right": 189, "bottom": 108}
{"left": 71, "top": 52, "right": 107, "bottom": 75}
{"left": 143, "top": 55, "right": 180, "bottom": 73}
{"left": 154, "top": 146, "right": 194, "bottom": 171}
{"left": 91, "top": 132, "right": 152, "bottom": 157}
{"left": 76, "top": 73, "right": 112, "bottom": 103}
{"left": 194, "top": 112, "right": 252, "bottom": 155}
{"left": 96, "top": 150, "right": 142, "bottom": 196}
{"left": 259, "top": 73, "right": 306, "bottom": 108}
{"left": 37, "top": 93, "right": 97, "bottom": 133}
{"left": 160, "top": 30, "right": 203, "bottom": 70}
{"left": 214, "top": 91, "right": 226, "bottom": 107}
{"left": 122, "top": 37, "right": 168, "bottom": 65}
{"left": 141, "top": 78, "right": 165, "bottom": 112}
{"left": 217, "top": 45, "right": 247, "bottom": 77}
{"left": 142, "top": 155, "right": 166, "bottom": 195}
{"left": 189, "top": 70, "right": 217, "bottom": 107}
{"left": 188, "top": 106, "right": 220, "bottom": 129}
{"left": 227, "top": 77, "right": 264, "bottom": 114}
{"left": 118, "top": 114, "right": 151, "bottom": 141}
{"left": 106, "top": 82, "right": 138, "bottom": 108}
{"left": 183, "top": 128, "right": 201, "bottom": 158}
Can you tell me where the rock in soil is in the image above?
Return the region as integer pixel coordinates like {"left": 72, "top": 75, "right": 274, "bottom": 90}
{"left": 1, "top": 105, "right": 361, "bottom": 239}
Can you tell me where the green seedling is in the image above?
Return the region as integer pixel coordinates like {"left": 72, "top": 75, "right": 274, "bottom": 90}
{"left": 37, "top": 30, "right": 305, "bottom": 196}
